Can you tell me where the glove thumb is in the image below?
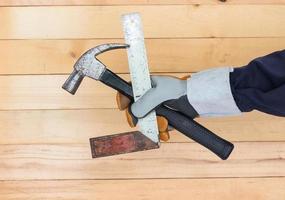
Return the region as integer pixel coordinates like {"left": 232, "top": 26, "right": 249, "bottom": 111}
{"left": 131, "top": 86, "right": 160, "bottom": 118}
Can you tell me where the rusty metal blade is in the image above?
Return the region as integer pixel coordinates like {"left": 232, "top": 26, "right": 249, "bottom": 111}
{"left": 90, "top": 131, "right": 159, "bottom": 158}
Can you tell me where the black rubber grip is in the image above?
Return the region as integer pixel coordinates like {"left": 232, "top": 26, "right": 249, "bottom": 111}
{"left": 100, "top": 69, "right": 133, "bottom": 99}
{"left": 156, "top": 107, "right": 234, "bottom": 160}
{"left": 99, "top": 69, "right": 234, "bottom": 159}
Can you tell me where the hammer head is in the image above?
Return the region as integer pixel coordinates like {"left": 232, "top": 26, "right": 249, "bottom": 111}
{"left": 62, "top": 43, "right": 129, "bottom": 94}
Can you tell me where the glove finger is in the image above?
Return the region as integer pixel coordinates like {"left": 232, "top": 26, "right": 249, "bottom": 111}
{"left": 157, "top": 116, "right": 170, "bottom": 142}
{"left": 157, "top": 116, "right": 168, "bottom": 132}
{"left": 116, "top": 91, "right": 131, "bottom": 111}
{"left": 125, "top": 107, "right": 138, "bottom": 127}
{"left": 131, "top": 75, "right": 187, "bottom": 118}
{"left": 125, "top": 108, "right": 170, "bottom": 130}
{"left": 131, "top": 87, "right": 160, "bottom": 118}
{"left": 125, "top": 107, "right": 171, "bottom": 142}
{"left": 130, "top": 75, "right": 164, "bottom": 118}
{"left": 180, "top": 75, "right": 191, "bottom": 80}
{"left": 159, "top": 130, "right": 170, "bottom": 142}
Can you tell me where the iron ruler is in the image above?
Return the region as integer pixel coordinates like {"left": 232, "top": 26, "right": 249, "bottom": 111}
{"left": 122, "top": 13, "right": 160, "bottom": 144}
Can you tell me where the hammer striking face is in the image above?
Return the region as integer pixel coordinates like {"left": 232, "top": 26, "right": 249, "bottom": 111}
{"left": 62, "top": 43, "right": 129, "bottom": 95}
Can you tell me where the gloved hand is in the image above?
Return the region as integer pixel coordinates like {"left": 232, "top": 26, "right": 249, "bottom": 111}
{"left": 116, "top": 67, "right": 242, "bottom": 141}
{"left": 116, "top": 75, "right": 198, "bottom": 141}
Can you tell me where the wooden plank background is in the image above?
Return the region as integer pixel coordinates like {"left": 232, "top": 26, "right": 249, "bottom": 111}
{"left": 0, "top": 1, "right": 284, "bottom": 199}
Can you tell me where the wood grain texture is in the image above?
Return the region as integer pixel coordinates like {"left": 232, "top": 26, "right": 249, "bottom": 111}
{"left": 2, "top": 0, "right": 285, "bottom": 6}
{"left": 0, "top": 178, "right": 284, "bottom": 200}
{"left": 1, "top": 38, "right": 284, "bottom": 74}
{"left": 0, "top": 5, "right": 285, "bottom": 39}
{"left": 0, "top": 109, "right": 284, "bottom": 144}
{"left": 0, "top": 74, "right": 117, "bottom": 110}
{"left": 0, "top": 142, "right": 284, "bottom": 180}
{"left": 1, "top": 2, "right": 285, "bottom": 198}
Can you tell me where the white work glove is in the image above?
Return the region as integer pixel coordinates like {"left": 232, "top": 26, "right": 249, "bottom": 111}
{"left": 116, "top": 74, "right": 194, "bottom": 141}
{"left": 131, "top": 75, "right": 188, "bottom": 118}
{"left": 131, "top": 67, "right": 241, "bottom": 118}
{"left": 116, "top": 67, "right": 242, "bottom": 141}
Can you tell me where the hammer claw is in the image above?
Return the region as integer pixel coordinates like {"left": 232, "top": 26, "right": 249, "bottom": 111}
{"left": 92, "top": 43, "right": 129, "bottom": 56}
{"left": 68, "top": 43, "right": 129, "bottom": 82}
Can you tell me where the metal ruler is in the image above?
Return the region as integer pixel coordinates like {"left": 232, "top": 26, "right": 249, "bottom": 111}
{"left": 122, "top": 13, "right": 160, "bottom": 144}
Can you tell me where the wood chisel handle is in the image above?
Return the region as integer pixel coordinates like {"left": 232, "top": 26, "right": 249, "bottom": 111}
{"left": 100, "top": 68, "right": 234, "bottom": 159}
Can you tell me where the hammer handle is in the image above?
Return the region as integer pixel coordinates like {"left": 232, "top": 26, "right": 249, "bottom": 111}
{"left": 156, "top": 107, "right": 234, "bottom": 160}
{"left": 100, "top": 69, "right": 234, "bottom": 160}
{"left": 100, "top": 69, "right": 133, "bottom": 99}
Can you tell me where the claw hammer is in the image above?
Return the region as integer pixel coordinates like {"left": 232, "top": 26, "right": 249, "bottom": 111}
{"left": 62, "top": 43, "right": 234, "bottom": 160}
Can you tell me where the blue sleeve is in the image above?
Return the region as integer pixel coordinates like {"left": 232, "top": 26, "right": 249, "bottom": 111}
{"left": 230, "top": 50, "right": 285, "bottom": 117}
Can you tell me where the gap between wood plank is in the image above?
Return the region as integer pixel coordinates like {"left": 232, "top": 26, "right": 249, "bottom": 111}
{"left": 1, "top": 5, "right": 285, "bottom": 39}
{"left": 1, "top": 0, "right": 285, "bottom": 7}
{"left": 0, "top": 176, "right": 284, "bottom": 182}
